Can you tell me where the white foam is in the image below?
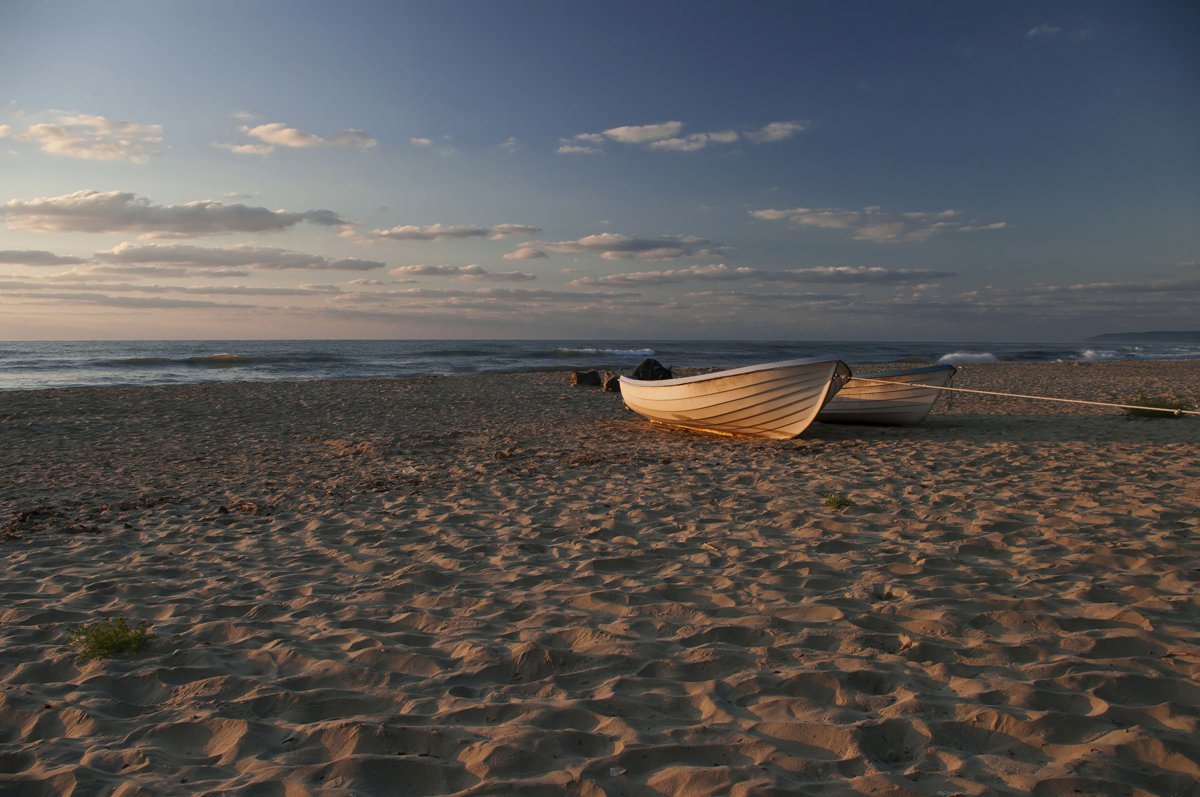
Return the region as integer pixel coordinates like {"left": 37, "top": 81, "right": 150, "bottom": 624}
{"left": 559, "top": 347, "right": 656, "bottom": 357}
{"left": 938, "top": 351, "right": 997, "bottom": 364}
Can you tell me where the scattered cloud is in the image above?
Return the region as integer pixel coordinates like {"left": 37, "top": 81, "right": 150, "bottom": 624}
{"left": 215, "top": 121, "right": 377, "bottom": 155}
{"left": 95, "top": 242, "right": 385, "bottom": 271}
{"left": 3, "top": 190, "right": 351, "bottom": 239}
{"left": 558, "top": 119, "right": 808, "bottom": 154}
{"left": 2, "top": 290, "right": 256, "bottom": 310}
{"left": 745, "top": 121, "right": 810, "bottom": 143}
{"left": 953, "top": 278, "right": 1200, "bottom": 321}
{"left": 768, "top": 266, "right": 956, "bottom": 283}
{"left": 332, "top": 286, "right": 636, "bottom": 309}
{"left": 1026, "top": 23, "right": 1062, "bottom": 37}
{"left": 388, "top": 264, "right": 536, "bottom": 282}
{"left": 365, "top": 222, "right": 541, "bottom": 242}
{"left": 650, "top": 130, "right": 741, "bottom": 153}
{"left": 1026, "top": 23, "right": 1095, "bottom": 40}
{"left": 499, "top": 137, "right": 519, "bottom": 153}
{"left": 523, "top": 233, "right": 726, "bottom": 261}
{"left": 503, "top": 246, "right": 548, "bottom": 260}
{"left": 568, "top": 264, "right": 954, "bottom": 287}
{"left": 406, "top": 135, "right": 456, "bottom": 156}
{"left": 79, "top": 264, "right": 250, "bottom": 279}
{"left": 556, "top": 141, "right": 603, "bottom": 155}
{"left": 603, "top": 121, "right": 685, "bottom": 144}
{"left": 0, "top": 111, "right": 163, "bottom": 162}
{"left": 569, "top": 263, "right": 757, "bottom": 286}
{"left": 750, "top": 206, "right": 1006, "bottom": 243}
{"left": 0, "top": 249, "right": 88, "bottom": 266}
{"left": 489, "top": 224, "right": 543, "bottom": 239}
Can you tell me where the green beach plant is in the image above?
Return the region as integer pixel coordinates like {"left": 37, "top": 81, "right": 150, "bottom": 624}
{"left": 66, "top": 616, "right": 155, "bottom": 661}
{"left": 822, "top": 493, "right": 854, "bottom": 510}
{"left": 1125, "top": 393, "right": 1194, "bottom": 418}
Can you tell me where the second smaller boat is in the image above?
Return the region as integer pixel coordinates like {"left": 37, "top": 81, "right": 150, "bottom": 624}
{"left": 816, "top": 363, "right": 956, "bottom": 426}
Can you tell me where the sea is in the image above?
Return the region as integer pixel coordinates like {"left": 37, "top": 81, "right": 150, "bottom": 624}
{"left": 2, "top": 339, "right": 1199, "bottom": 392}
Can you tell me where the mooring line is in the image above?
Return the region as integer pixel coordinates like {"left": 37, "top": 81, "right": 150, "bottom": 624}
{"left": 851, "top": 377, "right": 1200, "bottom": 417}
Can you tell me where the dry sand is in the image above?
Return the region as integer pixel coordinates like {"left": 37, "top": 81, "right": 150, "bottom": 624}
{"left": 1, "top": 360, "right": 1198, "bottom": 796}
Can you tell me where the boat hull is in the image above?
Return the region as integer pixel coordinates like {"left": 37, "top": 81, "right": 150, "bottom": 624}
{"left": 816, "top": 364, "right": 956, "bottom": 426}
{"left": 619, "top": 357, "right": 851, "bottom": 439}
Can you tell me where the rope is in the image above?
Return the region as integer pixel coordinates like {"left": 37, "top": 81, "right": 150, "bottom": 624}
{"left": 851, "top": 377, "right": 1200, "bottom": 417}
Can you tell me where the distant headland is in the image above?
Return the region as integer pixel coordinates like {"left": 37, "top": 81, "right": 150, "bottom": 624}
{"left": 1085, "top": 331, "right": 1200, "bottom": 343}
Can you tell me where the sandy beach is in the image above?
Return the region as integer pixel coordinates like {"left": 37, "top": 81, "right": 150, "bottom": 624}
{"left": 2, "top": 360, "right": 1198, "bottom": 796}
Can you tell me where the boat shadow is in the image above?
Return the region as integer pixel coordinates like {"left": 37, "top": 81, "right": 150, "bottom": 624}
{"left": 804, "top": 413, "right": 1200, "bottom": 445}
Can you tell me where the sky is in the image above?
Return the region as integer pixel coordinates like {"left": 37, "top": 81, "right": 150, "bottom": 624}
{"left": 1, "top": 0, "right": 1197, "bottom": 342}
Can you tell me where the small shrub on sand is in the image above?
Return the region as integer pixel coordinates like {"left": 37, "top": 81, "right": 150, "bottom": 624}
{"left": 66, "top": 616, "right": 154, "bottom": 661}
{"left": 822, "top": 493, "right": 854, "bottom": 510}
{"left": 1126, "top": 393, "right": 1194, "bottom": 418}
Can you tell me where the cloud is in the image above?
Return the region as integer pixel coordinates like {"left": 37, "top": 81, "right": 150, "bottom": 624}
{"left": 558, "top": 119, "right": 807, "bottom": 154}
{"left": 2, "top": 111, "right": 163, "bottom": 162}
{"left": 568, "top": 264, "right": 954, "bottom": 287}
{"left": 744, "top": 121, "right": 810, "bottom": 143}
{"left": 1027, "top": 23, "right": 1062, "bottom": 37}
{"left": 2, "top": 290, "right": 255, "bottom": 310}
{"left": 488, "top": 224, "right": 542, "bottom": 239}
{"left": 95, "top": 242, "right": 385, "bottom": 271}
{"left": 0, "top": 249, "right": 87, "bottom": 266}
{"left": 411, "top": 137, "right": 433, "bottom": 147}
{"left": 185, "top": 283, "right": 344, "bottom": 296}
{"left": 387, "top": 264, "right": 466, "bottom": 277}
{"left": 556, "top": 142, "right": 603, "bottom": 155}
{"left": 527, "top": 233, "right": 725, "bottom": 261}
{"left": 503, "top": 246, "right": 548, "bottom": 260}
{"left": 388, "top": 263, "right": 536, "bottom": 282}
{"left": 366, "top": 222, "right": 540, "bottom": 242}
{"left": 649, "top": 130, "right": 740, "bottom": 152}
{"left": 333, "top": 286, "right": 636, "bottom": 310}
{"left": 215, "top": 121, "right": 377, "bottom": 155}
{"left": 80, "top": 264, "right": 250, "bottom": 279}
{"left": 216, "top": 142, "right": 275, "bottom": 156}
{"left": 950, "top": 278, "right": 1200, "bottom": 323}
{"left": 570, "top": 263, "right": 757, "bottom": 286}
{"left": 766, "top": 266, "right": 956, "bottom": 283}
{"left": 603, "top": 121, "right": 685, "bottom": 144}
{"left": 750, "top": 206, "right": 1004, "bottom": 243}
{"left": 3, "top": 190, "right": 351, "bottom": 239}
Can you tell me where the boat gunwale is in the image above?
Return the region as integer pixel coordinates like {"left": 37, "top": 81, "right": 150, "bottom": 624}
{"left": 849, "top": 363, "right": 956, "bottom": 381}
{"left": 618, "top": 355, "right": 846, "bottom": 389}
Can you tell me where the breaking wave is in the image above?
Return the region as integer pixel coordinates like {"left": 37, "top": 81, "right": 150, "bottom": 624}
{"left": 98, "top": 352, "right": 346, "bottom": 369}
{"left": 554, "top": 347, "right": 656, "bottom": 357}
{"left": 938, "top": 352, "right": 999, "bottom": 364}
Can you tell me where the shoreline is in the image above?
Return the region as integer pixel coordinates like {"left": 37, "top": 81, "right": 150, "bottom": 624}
{"left": 2, "top": 361, "right": 1198, "bottom": 794}
{"left": 4, "top": 354, "right": 1200, "bottom": 396}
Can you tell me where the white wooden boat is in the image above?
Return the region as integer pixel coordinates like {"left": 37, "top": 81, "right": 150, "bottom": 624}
{"left": 619, "top": 356, "right": 851, "bottom": 439}
{"left": 816, "top": 364, "right": 956, "bottom": 426}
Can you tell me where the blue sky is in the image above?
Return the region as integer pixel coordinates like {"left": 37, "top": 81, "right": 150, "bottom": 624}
{"left": 1, "top": 0, "right": 1197, "bottom": 341}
